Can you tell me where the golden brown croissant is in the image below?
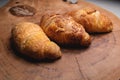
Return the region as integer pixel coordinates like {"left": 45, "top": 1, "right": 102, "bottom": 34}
{"left": 12, "top": 22, "right": 62, "bottom": 60}
{"left": 40, "top": 14, "right": 91, "bottom": 46}
{"left": 68, "top": 7, "right": 113, "bottom": 33}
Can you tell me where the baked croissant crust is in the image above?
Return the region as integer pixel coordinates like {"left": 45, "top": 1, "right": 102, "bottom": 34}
{"left": 68, "top": 7, "right": 113, "bottom": 33}
{"left": 12, "top": 22, "right": 62, "bottom": 60}
{"left": 40, "top": 14, "right": 91, "bottom": 46}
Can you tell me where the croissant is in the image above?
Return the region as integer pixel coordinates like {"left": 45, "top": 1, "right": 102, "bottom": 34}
{"left": 68, "top": 7, "right": 113, "bottom": 33}
{"left": 40, "top": 14, "right": 91, "bottom": 46}
{"left": 12, "top": 22, "right": 62, "bottom": 60}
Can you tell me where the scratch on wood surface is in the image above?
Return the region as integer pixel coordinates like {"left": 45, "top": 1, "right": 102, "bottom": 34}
{"left": 90, "top": 54, "right": 109, "bottom": 66}
{"left": 75, "top": 56, "right": 90, "bottom": 80}
{"left": 112, "top": 32, "right": 116, "bottom": 44}
{"left": 24, "top": 66, "right": 62, "bottom": 79}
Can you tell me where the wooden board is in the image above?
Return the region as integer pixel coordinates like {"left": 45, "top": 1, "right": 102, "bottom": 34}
{"left": 0, "top": 0, "right": 120, "bottom": 80}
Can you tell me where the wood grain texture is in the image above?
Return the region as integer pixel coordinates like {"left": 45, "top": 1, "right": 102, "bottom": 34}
{"left": 0, "top": 0, "right": 120, "bottom": 80}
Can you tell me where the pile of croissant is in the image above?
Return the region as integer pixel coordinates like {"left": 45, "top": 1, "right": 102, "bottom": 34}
{"left": 12, "top": 7, "right": 113, "bottom": 60}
